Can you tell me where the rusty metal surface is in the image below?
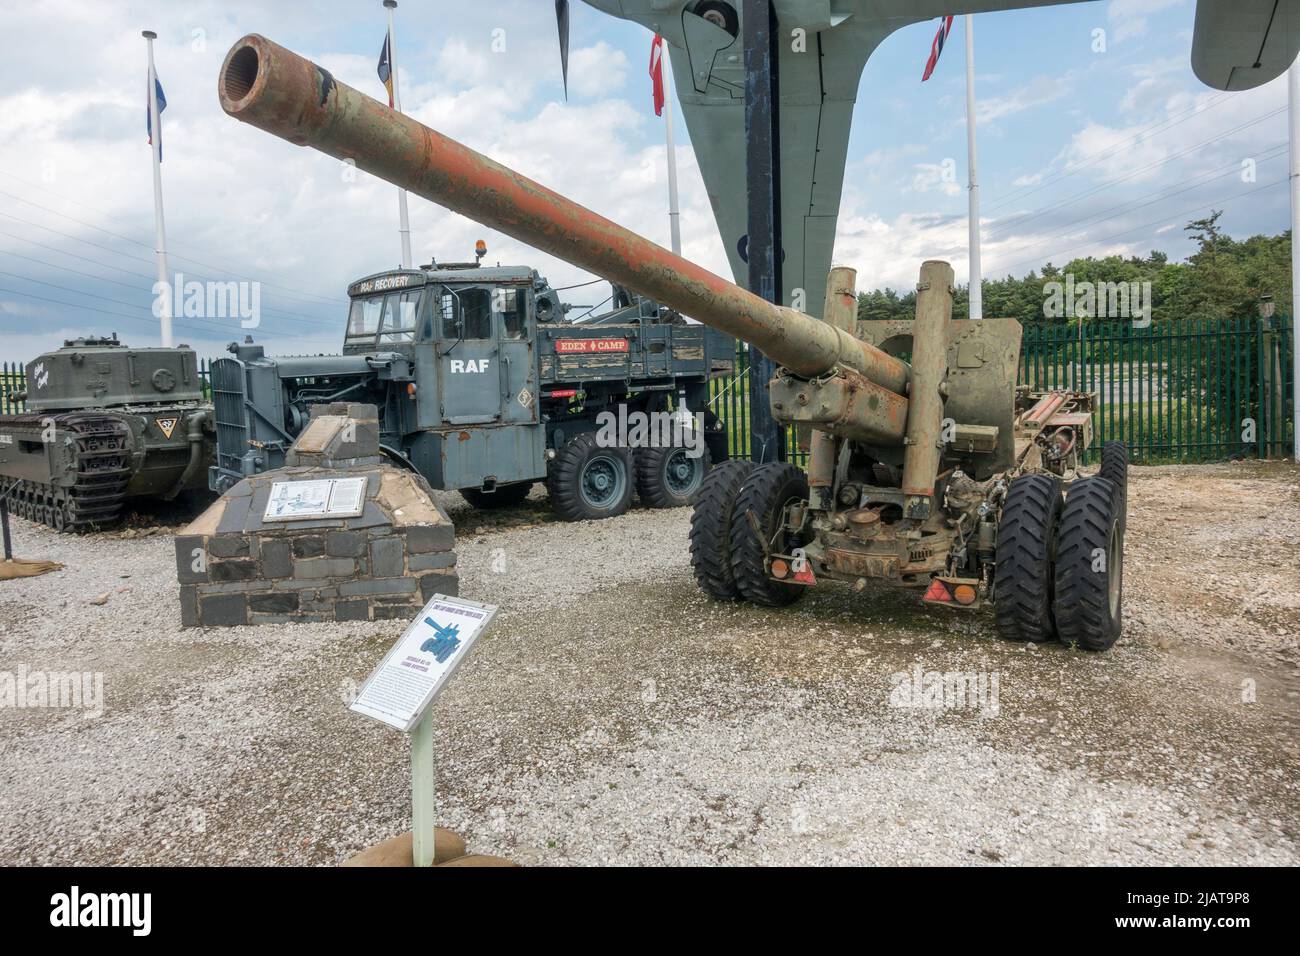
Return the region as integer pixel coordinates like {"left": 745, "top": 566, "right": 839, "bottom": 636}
{"left": 769, "top": 366, "right": 908, "bottom": 445}
{"left": 900, "top": 260, "right": 952, "bottom": 506}
{"left": 217, "top": 35, "right": 909, "bottom": 393}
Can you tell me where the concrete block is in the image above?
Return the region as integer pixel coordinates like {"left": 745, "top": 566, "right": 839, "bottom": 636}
{"left": 179, "top": 586, "right": 198, "bottom": 628}
{"left": 409, "top": 551, "right": 457, "bottom": 572}
{"left": 346, "top": 502, "right": 391, "bottom": 530}
{"left": 339, "top": 577, "right": 417, "bottom": 597}
{"left": 249, "top": 592, "right": 300, "bottom": 614}
{"left": 326, "top": 530, "right": 367, "bottom": 558}
{"left": 335, "top": 599, "right": 371, "bottom": 622}
{"left": 295, "top": 557, "right": 356, "bottom": 579}
{"left": 261, "top": 539, "right": 293, "bottom": 578}
{"left": 174, "top": 535, "right": 208, "bottom": 584}
{"left": 199, "top": 593, "right": 248, "bottom": 627}
{"left": 207, "top": 535, "right": 251, "bottom": 559}
{"left": 419, "top": 571, "right": 459, "bottom": 601}
{"left": 216, "top": 494, "right": 252, "bottom": 534}
{"left": 210, "top": 559, "right": 259, "bottom": 583}
{"left": 374, "top": 603, "right": 421, "bottom": 620}
{"left": 370, "top": 536, "right": 405, "bottom": 578}
{"left": 293, "top": 536, "right": 326, "bottom": 559}
{"left": 405, "top": 523, "right": 455, "bottom": 554}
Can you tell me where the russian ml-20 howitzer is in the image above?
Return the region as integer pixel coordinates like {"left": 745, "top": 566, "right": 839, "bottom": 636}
{"left": 217, "top": 34, "right": 1128, "bottom": 650}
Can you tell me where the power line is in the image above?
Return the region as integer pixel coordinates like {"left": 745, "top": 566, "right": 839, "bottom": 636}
{"left": 988, "top": 107, "right": 1287, "bottom": 238}
{"left": 0, "top": 173, "right": 340, "bottom": 305}
{"left": 0, "top": 222, "right": 333, "bottom": 329}
{"left": 0, "top": 270, "right": 276, "bottom": 338}
{"left": 985, "top": 145, "right": 1287, "bottom": 266}
{"left": 984, "top": 90, "right": 1240, "bottom": 212}
{"left": 991, "top": 177, "right": 1287, "bottom": 277}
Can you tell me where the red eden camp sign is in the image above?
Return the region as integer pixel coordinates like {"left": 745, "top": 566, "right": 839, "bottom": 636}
{"left": 555, "top": 338, "right": 629, "bottom": 355}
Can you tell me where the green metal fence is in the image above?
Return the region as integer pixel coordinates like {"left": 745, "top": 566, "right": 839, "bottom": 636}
{"left": 4, "top": 320, "right": 1294, "bottom": 466}
{"left": 1021, "top": 317, "right": 1294, "bottom": 463}
{"left": 709, "top": 316, "right": 1295, "bottom": 466}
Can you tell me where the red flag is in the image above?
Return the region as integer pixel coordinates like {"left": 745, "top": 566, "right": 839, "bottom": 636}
{"left": 649, "top": 34, "right": 666, "bottom": 117}
{"left": 921, "top": 16, "right": 954, "bottom": 82}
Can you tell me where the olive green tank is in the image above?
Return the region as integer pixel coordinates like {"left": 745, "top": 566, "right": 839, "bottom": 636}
{"left": 0, "top": 335, "right": 214, "bottom": 531}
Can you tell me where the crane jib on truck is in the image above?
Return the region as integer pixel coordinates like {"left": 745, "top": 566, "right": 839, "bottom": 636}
{"left": 208, "top": 255, "right": 735, "bottom": 520}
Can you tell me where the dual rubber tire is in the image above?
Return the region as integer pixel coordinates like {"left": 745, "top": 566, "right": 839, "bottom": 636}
{"left": 635, "top": 444, "right": 712, "bottom": 509}
{"left": 547, "top": 433, "right": 635, "bottom": 522}
{"left": 689, "top": 461, "right": 807, "bottom": 607}
{"left": 994, "top": 468, "right": 1126, "bottom": 651}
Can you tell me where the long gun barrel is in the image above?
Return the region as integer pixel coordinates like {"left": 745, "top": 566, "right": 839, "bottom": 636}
{"left": 217, "top": 35, "right": 910, "bottom": 397}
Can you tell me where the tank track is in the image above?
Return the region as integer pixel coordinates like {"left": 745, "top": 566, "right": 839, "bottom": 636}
{"left": 1, "top": 412, "right": 133, "bottom": 532}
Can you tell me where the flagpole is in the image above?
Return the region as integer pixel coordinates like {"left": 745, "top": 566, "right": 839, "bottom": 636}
{"left": 1289, "top": 55, "right": 1299, "bottom": 461}
{"left": 663, "top": 50, "right": 682, "bottom": 256}
{"left": 385, "top": 0, "right": 413, "bottom": 269}
{"left": 143, "top": 30, "right": 172, "bottom": 348}
{"left": 964, "top": 14, "right": 982, "bottom": 321}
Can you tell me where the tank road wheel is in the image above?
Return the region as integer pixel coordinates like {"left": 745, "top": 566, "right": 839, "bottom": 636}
{"left": 994, "top": 474, "right": 1064, "bottom": 643}
{"left": 460, "top": 482, "right": 533, "bottom": 509}
{"left": 729, "top": 462, "right": 809, "bottom": 608}
{"left": 689, "top": 460, "right": 755, "bottom": 600}
{"left": 547, "top": 433, "right": 633, "bottom": 522}
{"left": 1054, "top": 476, "right": 1125, "bottom": 652}
{"left": 1098, "top": 440, "right": 1129, "bottom": 530}
{"left": 636, "top": 444, "right": 712, "bottom": 509}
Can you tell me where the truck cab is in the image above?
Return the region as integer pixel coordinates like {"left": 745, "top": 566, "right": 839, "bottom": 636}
{"left": 341, "top": 260, "right": 545, "bottom": 490}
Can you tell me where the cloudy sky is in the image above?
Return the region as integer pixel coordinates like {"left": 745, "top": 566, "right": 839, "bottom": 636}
{"left": 0, "top": 0, "right": 1291, "bottom": 360}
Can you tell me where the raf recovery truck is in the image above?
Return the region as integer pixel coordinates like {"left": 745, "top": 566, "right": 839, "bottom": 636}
{"left": 0, "top": 335, "right": 214, "bottom": 531}
{"left": 208, "top": 248, "right": 734, "bottom": 520}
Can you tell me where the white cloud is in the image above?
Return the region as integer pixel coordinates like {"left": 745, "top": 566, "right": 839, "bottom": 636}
{"left": 1107, "top": 0, "right": 1186, "bottom": 44}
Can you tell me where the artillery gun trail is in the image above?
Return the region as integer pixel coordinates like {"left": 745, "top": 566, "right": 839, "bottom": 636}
{"left": 217, "top": 34, "right": 1128, "bottom": 650}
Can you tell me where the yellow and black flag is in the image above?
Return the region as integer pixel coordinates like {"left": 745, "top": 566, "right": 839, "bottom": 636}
{"left": 377, "top": 30, "right": 394, "bottom": 108}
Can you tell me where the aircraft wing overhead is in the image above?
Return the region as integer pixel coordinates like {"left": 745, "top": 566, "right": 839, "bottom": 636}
{"left": 1192, "top": 0, "right": 1300, "bottom": 91}
{"left": 578, "top": 1, "right": 1298, "bottom": 318}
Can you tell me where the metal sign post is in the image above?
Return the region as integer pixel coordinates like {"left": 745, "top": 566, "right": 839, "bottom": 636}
{"left": 349, "top": 593, "right": 498, "bottom": 866}
{"left": 409, "top": 709, "right": 436, "bottom": 866}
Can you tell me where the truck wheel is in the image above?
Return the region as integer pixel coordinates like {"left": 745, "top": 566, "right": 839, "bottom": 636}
{"left": 460, "top": 482, "right": 533, "bottom": 509}
{"left": 1098, "top": 440, "right": 1128, "bottom": 530}
{"left": 729, "top": 462, "right": 808, "bottom": 607}
{"left": 993, "top": 474, "right": 1063, "bottom": 643}
{"left": 547, "top": 433, "right": 633, "bottom": 521}
{"left": 689, "top": 459, "right": 755, "bottom": 600}
{"left": 636, "top": 444, "right": 712, "bottom": 508}
{"left": 1054, "top": 476, "right": 1124, "bottom": 652}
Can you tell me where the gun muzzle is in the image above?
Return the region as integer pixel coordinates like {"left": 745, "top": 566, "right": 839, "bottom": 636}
{"left": 218, "top": 34, "right": 910, "bottom": 394}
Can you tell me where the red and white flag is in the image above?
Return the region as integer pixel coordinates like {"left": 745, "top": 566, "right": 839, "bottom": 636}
{"left": 649, "top": 34, "right": 666, "bottom": 116}
{"left": 921, "top": 15, "right": 954, "bottom": 81}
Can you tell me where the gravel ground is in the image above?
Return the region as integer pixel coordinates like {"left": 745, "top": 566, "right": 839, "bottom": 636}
{"left": 0, "top": 461, "right": 1297, "bottom": 866}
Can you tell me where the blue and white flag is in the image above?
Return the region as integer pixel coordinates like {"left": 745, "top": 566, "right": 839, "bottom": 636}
{"left": 146, "top": 75, "right": 167, "bottom": 160}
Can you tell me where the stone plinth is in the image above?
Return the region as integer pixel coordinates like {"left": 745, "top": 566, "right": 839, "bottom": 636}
{"left": 175, "top": 404, "right": 456, "bottom": 627}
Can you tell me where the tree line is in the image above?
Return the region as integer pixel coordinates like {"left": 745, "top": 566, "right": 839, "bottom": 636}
{"left": 856, "top": 212, "right": 1292, "bottom": 325}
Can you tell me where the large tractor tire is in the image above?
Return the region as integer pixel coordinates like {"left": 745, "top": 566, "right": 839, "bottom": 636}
{"left": 546, "top": 433, "right": 634, "bottom": 522}
{"left": 1098, "top": 440, "right": 1128, "bottom": 530}
{"left": 460, "top": 482, "right": 533, "bottom": 509}
{"left": 636, "top": 444, "right": 712, "bottom": 508}
{"left": 689, "top": 460, "right": 755, "bottom": 600}
{"left": 728, "top": 462, "right": 809, "bottom": 608}
{"left": 1054, "top": 475, "right": 1125, "bottom": 651}
{"left": 993, "top": 473, "right": 1063, "bottom": 643}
